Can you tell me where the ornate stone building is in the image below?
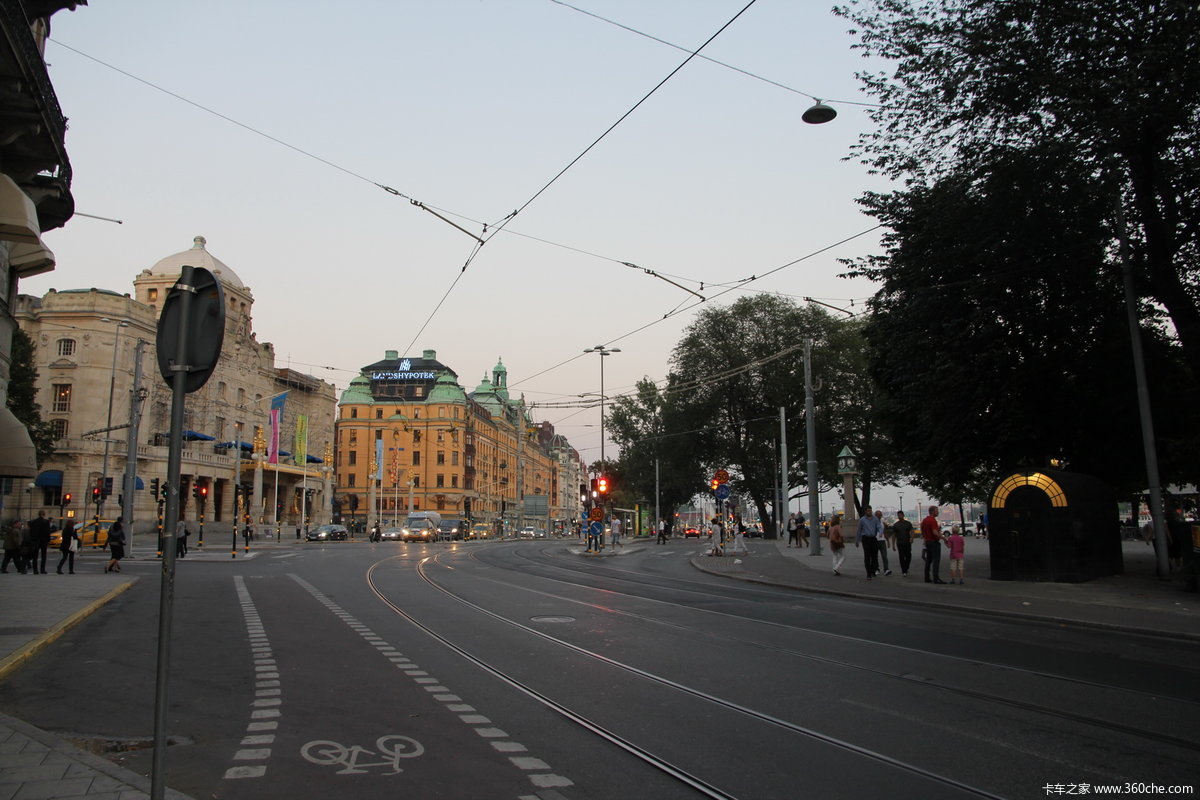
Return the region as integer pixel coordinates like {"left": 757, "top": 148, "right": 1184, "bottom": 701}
{"left": 14, "top": 236, "right": 337, "bottom": 539}
{"left": 335, "top": 351, "right": 583, "bottom": 533}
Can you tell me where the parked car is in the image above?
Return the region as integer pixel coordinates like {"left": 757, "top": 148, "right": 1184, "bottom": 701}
{"left": 378, "top": 528, "right": 403, "bottom": 541}
{"left": 306, "top": 524, "right": 348, "bottom": 542}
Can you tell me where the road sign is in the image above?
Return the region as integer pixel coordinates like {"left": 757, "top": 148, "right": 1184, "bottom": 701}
{"left": 714, "top": 469, "right": 729, "bottom": 485}
{"left": 156, "top": 265, "right": 225, "bottom": 393}
{"left": 588, "top": 520, "right": 604, "bottom": 538}
{"left": 715, "top": 484, "right": 731, "bottom": 500}
{"left": 588, "top": 507, "right": 605, "bottom": 522}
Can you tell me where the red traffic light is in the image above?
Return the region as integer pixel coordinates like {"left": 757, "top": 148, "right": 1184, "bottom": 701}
{"left": 62, "top": 493, "right": 72, "bottom": 506}
{"left": 597, "top": 476, "right": 609, "bottom": 494}
{"left": 200, "top": 485, "right": 208, "bottom": 497}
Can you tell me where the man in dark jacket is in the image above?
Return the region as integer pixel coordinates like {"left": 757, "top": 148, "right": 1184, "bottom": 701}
{"left": 28, "top": 511, "right": 52, "bottom": 574}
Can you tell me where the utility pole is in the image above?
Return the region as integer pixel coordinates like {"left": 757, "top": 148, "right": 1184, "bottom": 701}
{"left": 120, "top": 340, "right": 146, "bottom": 555}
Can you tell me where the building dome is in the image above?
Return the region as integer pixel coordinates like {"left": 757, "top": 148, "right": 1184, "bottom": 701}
{"left": 148, "top": 236, "right": 244, "bottom": 289}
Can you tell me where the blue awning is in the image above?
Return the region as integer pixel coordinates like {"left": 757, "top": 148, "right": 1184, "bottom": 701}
{"left": 134, "top": 476, "right": 145, "bottom": 490}
{"left": 216, "top": 441, "right": 254, "bottom": 452}
{"left": 34, "top": 469, "right": 62, "bottom": 487}
{"left": 306, "top": 455, "right": 324, "bottom": 464}
{"left": 182, "top": 430, "right": 215, "bottom": 441}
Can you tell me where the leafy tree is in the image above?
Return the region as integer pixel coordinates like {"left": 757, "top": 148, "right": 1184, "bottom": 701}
{"left": 7, "top": 328, "right": 56, "bottom": 464}
{"left": 836, "top": 0, "right": 1200, "bottom": 377}
{"left": 664, "top": 295, "right": 902, "bottom": 534}
{"left": 846, "top": 143, "right": 1200, "bottom": 497}
{"left": 606, "top": 378, "right": 706, "bottom": 525}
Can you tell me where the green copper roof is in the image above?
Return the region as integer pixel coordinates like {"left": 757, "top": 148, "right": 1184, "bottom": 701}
{"left": 339, "top": 375, "right": 374, "bottom": 404}
{"left": 427, "top": 371, "right": 466, "bottom": 403}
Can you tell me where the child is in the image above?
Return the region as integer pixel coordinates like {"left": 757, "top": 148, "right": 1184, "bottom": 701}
{"left": 946, "top": 525, "right": 966, "bottom": 584}
{"left": 828, "top": 514, "right": 845, "bottom": 575}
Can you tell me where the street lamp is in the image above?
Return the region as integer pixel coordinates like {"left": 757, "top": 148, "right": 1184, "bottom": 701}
{"left": 98, "top": 318, "right": 130, "bottom": 521}
{"left": 582, "top": 346, "right": 620, "bottom": 475}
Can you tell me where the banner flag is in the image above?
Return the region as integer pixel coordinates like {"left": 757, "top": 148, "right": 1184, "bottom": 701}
{"left": 294, "top": 414, "right": 308, "bottom": 465}
{"left": 268, "top": 392, "right": 288, "bottom": 464}
{"left": 375, "top": 438, "right": 384, "bottom": 478}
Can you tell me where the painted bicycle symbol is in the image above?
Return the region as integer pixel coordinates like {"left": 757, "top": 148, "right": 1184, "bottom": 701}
{"left": 301, "top": 735, "right": 425, "bottom": 774}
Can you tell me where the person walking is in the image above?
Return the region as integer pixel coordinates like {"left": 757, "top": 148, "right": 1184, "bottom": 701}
{"left": 176, "top": 519, "right": 189, "bottom": 558}
{"left": 798, "top": 513, "right": 809, "bottom": 548}
{"left": 2, "top": 522, "right": 26, "bottom": 573}
{"left": 946, "top": 525, "right": 966, "bottom": 584}
{"left": 828, "top": 514, "right": 845, "bottom": 575}
{"left": 856, "top": 505, "right": 883, "bottom": 579}
{"left": 657, "top": 518, "right": 670, "bottom": 544}
{"left": 28, "top": 510, "right": 52, "bottom": 574}
{"left": 105, "top": 518, "right": 126, "bottom": 573}
{"left": 874, "top": 509, "right": 893, "bottom": 576}
{"left": 786, "top": 513, "right": 799, "bottom": 547}
{"left": 56, "top": 520, "right": 79, "bottom": 574}
{"left": 921, "top": 506, "right": 946, "bottom": 584}
{"left": 610, "top": 515, "right": 622, "bottom": 548}
{"left": 892, "top": 510, "right": 914, "bottom": 576}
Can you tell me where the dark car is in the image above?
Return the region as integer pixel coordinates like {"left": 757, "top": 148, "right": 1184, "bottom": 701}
{"left": 684, "top": 527, "right": 701, "bottom": 538}
{"left": 437, "top": 520, "right": 464, "bottom": 541}
{"left": 378, "top": 528, "right": 403, "bottom": 541}
{"left": 306, "top": 524, "right": 349, "bottom": 542}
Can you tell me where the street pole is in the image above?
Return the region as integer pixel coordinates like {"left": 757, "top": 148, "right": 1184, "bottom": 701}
{"left": 121, "top": 339, "right": 145, "bottom": 555}
{"left": 98, "top": 318, "right": 129, "bottom": 521}
{"left": 583, "top": 345, "right": 620, "bottom": 536}
{"left": 778, "top": 406, "right": 788, "bottom": 541}
{"left": 805, "top": 340, "right": 822, "bottom": 556}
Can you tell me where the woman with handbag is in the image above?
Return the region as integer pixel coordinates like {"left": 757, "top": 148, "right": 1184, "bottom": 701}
{"left": 104, "top": 518, "right": 126, "bottom": 573}
{"left": 56, "top": 520, "right": 79, "bottom": 574}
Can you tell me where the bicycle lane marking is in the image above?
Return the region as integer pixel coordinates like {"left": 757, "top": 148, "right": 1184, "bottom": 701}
{"left": 289, "top": 573, "right": 575, "bottom": 795}
{"left": 224, "top": 575, "right": 282, "bottom": 780}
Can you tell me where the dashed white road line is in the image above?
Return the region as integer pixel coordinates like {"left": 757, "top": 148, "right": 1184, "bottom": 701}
{"left": 224, "top": 576, "right": 280, "bottom": 781}
{"left": 290, "top": 573, "right": 575, "bottom": 796}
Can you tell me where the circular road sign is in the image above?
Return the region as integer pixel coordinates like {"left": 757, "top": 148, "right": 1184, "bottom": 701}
{"left": 715, "top": 484, "right": 731, "bottom": 500}
{"left": 588, "top": 507, "right": 605, "bottom": 522}
{"left": 714, "top": 469, "right": 730, "bottom": 485}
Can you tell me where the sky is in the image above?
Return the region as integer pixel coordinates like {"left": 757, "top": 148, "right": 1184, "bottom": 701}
{"left": 27, "top": 0, "right": 920, "bottom": 512}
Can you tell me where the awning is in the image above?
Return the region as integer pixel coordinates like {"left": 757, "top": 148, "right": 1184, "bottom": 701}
{"left": 35, "top": 469, "right": 63, "bottom": 487}
{"left": 182, "top": 430, "right": 215, "bottom": 441}
{"left": 134, "top": 476, "right": 145, "bottom": 490}
{"left": 306, "top": 455, "right": 324, "bottom": 464}
{"left": 216, "top": 441, "right": 254, "bottom": 452}
{"left": 0, "top": 407, "right": 37, "bottom": 477}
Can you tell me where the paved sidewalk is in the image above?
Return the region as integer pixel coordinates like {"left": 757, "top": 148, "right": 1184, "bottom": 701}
{"left": 687, "top": 535, "right": 1198, "bottom": 641}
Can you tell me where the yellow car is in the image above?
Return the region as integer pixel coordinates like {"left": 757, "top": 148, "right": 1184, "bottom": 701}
{"left": 50, "top": 519, "right": 114, "bottom": 549}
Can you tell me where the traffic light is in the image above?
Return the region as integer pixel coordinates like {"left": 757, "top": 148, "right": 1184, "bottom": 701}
{"left": 92, "top": 486, "right": 101, "bottom": 503}
{"left": 199, "top": 485, "right": 208, "bottom": 502}
{"left": 597, "top": 476, "right": 609, "bottom": 495}
{"left": 192, "top": 485, "right": 202, "bottom": 501}
{"left": 150, "top": 478, "right": 159, "bottom": 498}
{"left": 103, "top": 477, "right": 113, "bottom": 498}
{"left": 62, "top": 492, "right": 71, "bottom": 506}
{"left": 710, "top": 478, "right": 720, "bottom": 491}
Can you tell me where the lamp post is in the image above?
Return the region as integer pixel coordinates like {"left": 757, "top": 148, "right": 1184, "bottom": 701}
{"left": 582, "top": 346, "right": 620, "bottom": 475}
{"left": 98, "top": 318, "right": 130, "bottom": 522}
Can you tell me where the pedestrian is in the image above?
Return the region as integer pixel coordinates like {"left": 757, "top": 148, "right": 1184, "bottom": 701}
{"left": 657, "top": 518, "right": 670, "bottom": 545}
{"left": 610, "top": 515, "right": 622, "bottom": 548}
{"left": 56, "top": 520, "right": 79, "bottom": 574}
{"left": 921, "top": 506, "right": 946, "bottom": 584}
{"left": 28, "top": 510, "right": 52, "bottom": 574}
{"left": 856, "top": 505, "right": 883, "bottom": 579}
{"left": 892, "top": 510, "right": 914, "bottom": 577}
{"left": 828, "top": 514, "right": 845, "bottom": 575}
{"left": 797, "top": 512, "right": 808, "bottom": 547}
{"left": 875, "top": 509, "right": 893, "bottom": 576}
{"left": 243, "top": 521, "right": 255, "bottom": 547}
{"left": 176, "top": 519, "right": 189, "bottom": 558}
{"left": 105, "top": 518, "right": 126, "bottom": 573}
{"left": 946, "top": 525, "right": 966, "bottom": 584}
{"left": 786, "top": 513, "right": 799, "bottom": 547}
{"left": 2, "top": 522, "right": 26, "bottom": 573}
{"left": 707, "top": 516, "right": 724, "bottom": 556}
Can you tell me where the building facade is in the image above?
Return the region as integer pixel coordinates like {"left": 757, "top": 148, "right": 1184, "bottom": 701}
{"left": 13, "top": 236, "right": 337, "bottom": 538}
{"left": 335, "top": 351, "right": 583, "bottom": 533}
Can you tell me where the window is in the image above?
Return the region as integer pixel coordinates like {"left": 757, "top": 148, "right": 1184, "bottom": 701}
{"left": 51, "top": 419, "right": 68, "bottom": 438}
{"left": 413, "top": 476, "right": 420, "bottom": 488}
{"left": 215, "top": 417, "right": 226, "bottom": 440}
{"left": 349, "top": 431, "right": 358, "bottom": 447}
{"left": 348, "top": 474, "right": 356, "bottom": 487}
{"left": 348, "top": 451, "right": 357, "bottom": 465}
{"left": 350, "top": 407, "right": 358, "bottom": 419}
{"left": 437, "top": 451, "right": 445, "bottom": 466}
{"left": 451, "top": 475, "right": 458, "bottom": 488}
{"left": 376, "top": 408, "right": 383, "bottom": 419}
{"left": 237, "top": 387, "right": 246, "bottom": 405}
{"left": 412, "top": 430, "right": 421, "bottom": 443}
{"left": 218, "top": 381, "right": 227, "bottom": 400}
{"left": 414, "top": 387, "right": 424, "bottom": 398}
{"left": 436, "top": 474, "right": 445, "bottom": 488}
{"left": 56, "top": 339, "right": 75, "bottom": 356}
{"left": 52, "top": 384, "right": 71, "bottom": 412}
{"left": 437, "top": 430, "right": 445, "bottom": 444}
{"left": 452, "top": 452, "right": 459, "bottom": 466}
{"left": 148, "top": 288, "right": 158, "bottom": 302}
{"left": 412, "top": 452, "right": 421, "bottom": 466}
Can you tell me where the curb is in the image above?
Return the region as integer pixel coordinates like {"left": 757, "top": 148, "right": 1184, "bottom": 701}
{"left": 0, "top": 579, "right": 135, "bottom": 681}
{"left": 0, "top": 713, "right": 195, "bottom": 800}
{"left": 689, "top": 558, "right": 1200, "bottom": 643}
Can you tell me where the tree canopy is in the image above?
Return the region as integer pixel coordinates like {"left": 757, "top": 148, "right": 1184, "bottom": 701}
{"left": 8, "top": 328, "right": 56, "bottom": 465}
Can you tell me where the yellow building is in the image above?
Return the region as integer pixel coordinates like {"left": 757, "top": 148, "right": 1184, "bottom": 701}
{"left": 335, "top": 351, "right": 580, "bottom": 532}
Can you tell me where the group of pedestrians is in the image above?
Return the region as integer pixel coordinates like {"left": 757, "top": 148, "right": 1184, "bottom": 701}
{"left": 2, "top": 511, "right": 128, "bottom": 574}
{"left": 825, "top": 505, "right": 966, "bottom": 584}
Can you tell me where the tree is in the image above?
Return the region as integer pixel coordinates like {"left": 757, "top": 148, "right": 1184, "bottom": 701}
{"left": 845, "top": 143, "right": 1200, "bottom": 497}
{"left": 664, "top": 295, "right": 902, "bottom": 534}
{"left": 606, "top": 378, "right": 706, "bottom": 525}
{"left": 7, "top": 328, "right": 56, "bottom": 465}
{"left": 836, "top": 0, "right": 1200, "bottom": 377}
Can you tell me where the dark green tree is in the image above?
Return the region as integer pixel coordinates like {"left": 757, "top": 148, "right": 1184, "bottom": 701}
{"left": 7, "top": 328, "right": 56, "bottom": 465}
{"left": 836, "top": 0, "right": 1200, "bottom": 377}
{"left": 665, "top": 295, "right": 903, "bottom": 534}
{"left": 606, "top": 378, "right": 706, "bottom": 526}
{"left": 846, "top": 144, "right": 1200, "bottom": 497}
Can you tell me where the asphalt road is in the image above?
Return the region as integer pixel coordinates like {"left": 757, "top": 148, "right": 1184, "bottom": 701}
{"left": 1, "top": 539, "right": 1196, "bottom": 800}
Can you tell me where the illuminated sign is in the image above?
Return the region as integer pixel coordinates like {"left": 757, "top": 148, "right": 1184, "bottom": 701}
{"left": 371, "top": 371, "right": 436, "bottom": 380}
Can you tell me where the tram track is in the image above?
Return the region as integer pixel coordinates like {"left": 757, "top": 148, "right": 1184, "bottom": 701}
{"left": 366, "top": 551, "right": 1006, "bottom": 799}
{"left": 449, "top": 543, "right": 1200, "bottom": 755}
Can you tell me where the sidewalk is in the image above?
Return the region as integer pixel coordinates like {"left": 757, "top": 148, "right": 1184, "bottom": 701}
{"left": 688, "top": 535, "right": 1199, "bottom": 641}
